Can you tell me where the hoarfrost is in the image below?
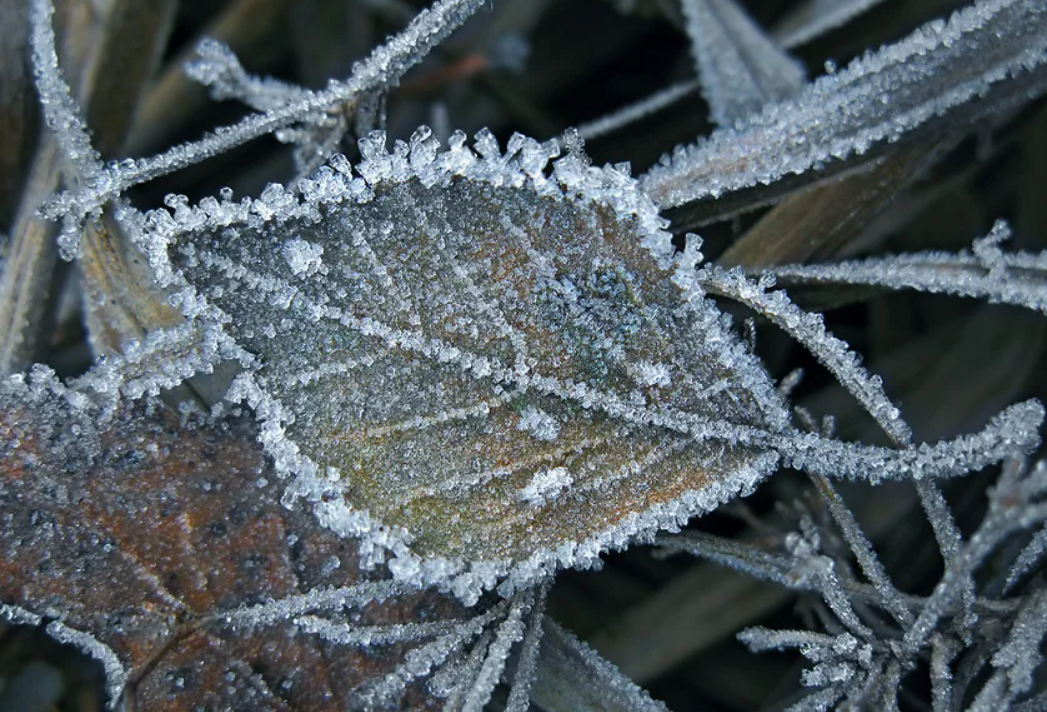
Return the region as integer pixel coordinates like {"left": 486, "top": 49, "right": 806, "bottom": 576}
{"left": 680, "top": 0, "right": 806, "bottom": 126}
{"left": 282, "top": 237, "right": 325, "bottom": 277}
{"left": 517, "top": 405, "right": 561, "bottom": 441}
{"left": 763, "top": 220, "right": 1047, "bottom": 316}
{"left": 643, "top": 0, "right": 1047, "bottom": 209}
{"left": 520, "top": 467, "right": 575, "bottom": 505}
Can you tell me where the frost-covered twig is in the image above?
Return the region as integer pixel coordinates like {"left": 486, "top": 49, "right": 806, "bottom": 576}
{"left": 696, "top": 264, "right": 912, "bottom": 444}
{"left": 761, "top": 221, "right": 1047, "bottom": 316}
{"left": 577, "top": 79, "right": 700, "bottom": 141}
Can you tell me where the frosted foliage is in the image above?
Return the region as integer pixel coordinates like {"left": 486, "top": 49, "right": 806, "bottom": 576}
{"left": 37, "top": 0, "right": 489, "bottom": 234}
{"left": 766, "top": 220, "right": 1047, "bottom": 316}
{"left": 681, "top": 0, "right": 806, "bottom": 126}
{"left": 698, "top": 456, "right": 1047, "bottom": 711}
{"left": 643, "top": 0, "right": 1047, "bottom": 209}
{"left": 154, "top": 128, "right": 793, "bottom": 592}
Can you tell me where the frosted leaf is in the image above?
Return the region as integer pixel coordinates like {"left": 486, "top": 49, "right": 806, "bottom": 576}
{"left": 643, "top": 0, "right": 1047, "bottom": 209}
{"left": 764, "top": 220, "right": 1047, "bottom": 316}
{"left": 142, "top": 127, "right": 792, "bottom": 598}
{"left": 0, "top": 374, "right": 480, "bottom": 710}
{"left": 680, "top": 0, "right": 806, "bottom": 126}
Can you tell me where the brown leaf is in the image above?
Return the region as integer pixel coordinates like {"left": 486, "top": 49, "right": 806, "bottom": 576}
{"left": 0, "top": 369, "right": 468, "bottom": 711}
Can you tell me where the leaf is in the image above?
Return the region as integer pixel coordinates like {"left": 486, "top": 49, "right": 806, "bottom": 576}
{"left": 128, "top": 127, "right": 791, "bottom": 600}
{"left": 642, "top": 0, "right": 1047, "bottom": 211}
{"left": 0, "top": 365, "right": 485, "bottom": 711}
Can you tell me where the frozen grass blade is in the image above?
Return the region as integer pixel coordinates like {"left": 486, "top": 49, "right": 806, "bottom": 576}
{"left": 696, "top": 264, "right": 912, "bottom": 444}
{"left": 762, "top": 220, "right": 1047, "bottom": 316}
{"left": 533, "top": 619, "right": 671, "bottom": 712}
{"left": 577, "top": 79, "right": 700, "bottom": 141}
{"left": 773, "top": 0, "right": 890, "bottom": 48}
{"left": 40, "top": 0, "right": 488, "bottom": 232}
{"left": 505, "top": 584, "right": 549, "bottom": 712}
{"left": 681, "top": 0, "right": 805, "bottom": 125}
{"left": 643, "top": 0, "right": 1047, "bottom": 209}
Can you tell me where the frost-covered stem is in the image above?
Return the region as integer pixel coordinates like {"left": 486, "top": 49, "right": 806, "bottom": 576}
{"left": 901, "top": 460, "right": 1047, "bottom": 657}
{"left": 208, "top": 580, "right": 410, "bottom": 628}
{"left": 42, "top": 0, "right": 487, "bottom": 222}
{"left": 505, "top": 584, "right": 549, "bottom": 712}
{"left": 697, "top": 265, "right": 913, "bottom": 444}
{"left": 966, "top": 587, "right": 1047, "bottom": 711}
{"left": 293, "top": 616, "right": 460, "bottom": 647}
{"left": 461, "top": 593, "right": 530, "bottom": 712}
{"left": 576, "top": 79, "right": 700, "bottom": 141}
{"left": 914, "top": 479, "right": 976, "bottom": 637}
{"left": 810, "top": 475, "right": 914, "bottom": 628}
{"left": 656, "top": 532, "right": 1018, "bottom": 617}
{"left": 358, "top": 601, "right": 510, "bottom": 707}
{"left": 760, "top": 222, "right": 1047, "bottom": 317}
{"left": 929, "top": 634, "right": 961, "bottom": 712}
{"left": 28, "top": 0, "right": 104, "bottom": 182}
{"left": 443, "top": 632, "right": 493, "bottom": 707}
